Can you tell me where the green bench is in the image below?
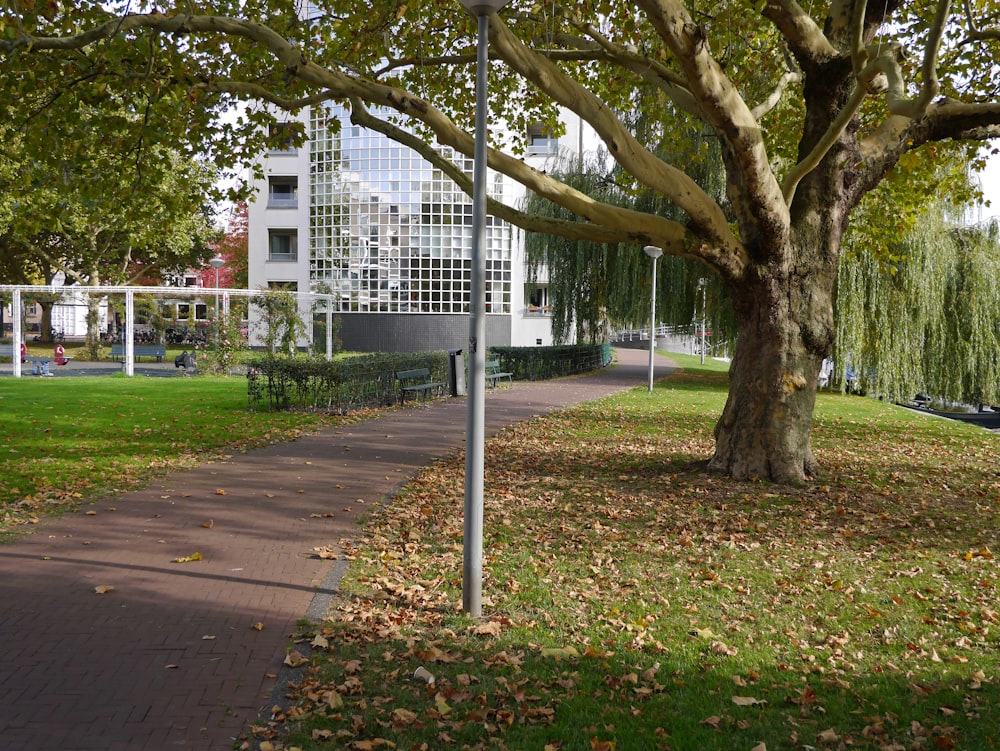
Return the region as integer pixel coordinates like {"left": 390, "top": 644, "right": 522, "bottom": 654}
{"left": 109, "top": 344, "right": 167, "bottom": 362}
{"left": 485, "top": 359, "right": 513, "bottom": 388}
{"left": 395, "top": 368, "right": 445, "bottom": 402}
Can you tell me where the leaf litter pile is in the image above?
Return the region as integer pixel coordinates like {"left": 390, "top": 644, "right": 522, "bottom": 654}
{"left": 251, "top": 371, "right": 1000, "bottom": 751}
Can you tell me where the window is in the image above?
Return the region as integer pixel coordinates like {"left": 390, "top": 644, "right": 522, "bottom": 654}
{"left": 268, "top": 176, "right": 298, "bottom": 208}
{"left": 184, "top": 275, "right": 198, "bottom": 287}
{"left": 268, "top": 229, "right": 298, "bottom": 262}
{"left": 268, "top": 122, "right": 298, "bottom": 155}
{"left": 526, "top": 123, "right": 558, "bottom": 155}
{"left": 526, "top": 284, "right": 550, "bottom": 313}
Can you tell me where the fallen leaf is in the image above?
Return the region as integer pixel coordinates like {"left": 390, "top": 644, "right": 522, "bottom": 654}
{"left": 701, "top": 715, "right": 721, "bottom": 729}
{"left": 94, "top": 585, "right": 115, "bottom": 595}
{"left": 751, "top": 743, "right": 767, "bottom": 751}
{"left": 171, "top": 552, "right": 203, "bottom": 563}
{"left": 215, "top": 489, "right": 227, "bottom": 495}
{"left": 252, "top": 621, "right": 264, "bottom": 631}
{"left": 284, "top": 650, "right": 309, "bottom": 667}
{"left": 541, "top": 646, "right": 579, "bottom": 660}
{"left": 200, "top": 520, "right": 214, "bottom": 529}
{"left": 471, "top": 620, "right": 503, "bottom": 637}
{"left": 391, "top": 707, "right": 418, "bottom": 726}
{"left": 732, "top": 696, "right": 767, "bottom": 707}
{"left": 817, "top": 728, "right": 841, "bottom": 744}
{"left": 435, "top": 693, "right": 453, "bottom": 715}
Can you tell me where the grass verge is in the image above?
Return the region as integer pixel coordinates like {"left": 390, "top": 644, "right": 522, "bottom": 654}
{"left": 250, "top": 358, "right": 1000, "bottom": 751}
{"left": 0, "top": 376, "right": 352, "bottom": 534}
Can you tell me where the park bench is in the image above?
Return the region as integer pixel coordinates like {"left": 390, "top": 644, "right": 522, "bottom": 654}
{"left": 485, "top": 359, "right": 513, "bottom": 389}
{"left": 395, "top": 368, "right": 445, "bottom": 403}
{"left": 109, "top": 344, "right": 167, "bottom": 362}
{"left": 0, "top": 344, "right": 22, "bottom": 362}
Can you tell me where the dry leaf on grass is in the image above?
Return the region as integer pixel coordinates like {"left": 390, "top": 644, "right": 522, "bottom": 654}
{"left": 732, "top": 696, "right": 768, "bottom": 707}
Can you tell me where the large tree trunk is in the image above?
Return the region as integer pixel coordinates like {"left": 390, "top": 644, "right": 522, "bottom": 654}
{"left": 708, "top": 247, "right": 837, "bottom": 483}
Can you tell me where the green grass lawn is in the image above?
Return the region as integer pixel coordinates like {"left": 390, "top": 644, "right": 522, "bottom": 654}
{"left": 249, "top": 358, "right": 1000, "bottom": 751}
{"left": 2, "top": 358, "right": 997, "bottom": 751}
{"left": 0, "top": 376, "right": 350, "bottom": 534}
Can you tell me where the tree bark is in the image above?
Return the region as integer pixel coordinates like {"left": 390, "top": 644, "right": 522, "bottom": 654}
{"left": 708, "top": 260, "right": 835, "bottom": 483}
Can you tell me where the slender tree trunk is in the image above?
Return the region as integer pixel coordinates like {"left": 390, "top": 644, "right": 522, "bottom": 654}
{"left": 39, "top": 301, "right": 54, "bottom": 343}
{"left": 709, "top": 247, "right": 836, "bottom": 483}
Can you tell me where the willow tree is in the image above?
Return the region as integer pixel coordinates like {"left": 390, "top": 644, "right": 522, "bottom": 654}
{"left": 837, "top": 210, "right": 1000, "bottom": 407}
{"left": 525, "top": 129, "right": 737, "bottom": 348}
{"left": 5, "top": 1, "right": 1000, "bottom": 481}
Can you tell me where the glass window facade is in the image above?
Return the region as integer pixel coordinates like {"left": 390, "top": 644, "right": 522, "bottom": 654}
{"left": 309, "top": 105, "right": 512, "bottom": 313}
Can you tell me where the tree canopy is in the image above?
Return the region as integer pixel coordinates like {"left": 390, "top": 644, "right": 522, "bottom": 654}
{"left": 4, "top": 0, "right": 1000, "bottom": 481}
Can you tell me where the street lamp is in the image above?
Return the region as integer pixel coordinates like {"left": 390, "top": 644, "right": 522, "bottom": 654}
{"left": 209, "top": 255, "right": 226, "bottom": 343}
{"left": 643, "top": 245, "right": 663, "bottom": 393}
{"left": 459, "top": 0, "right": 510, "bottom": 618}
{"left": 697, "top": 278, "right": 708, "bottom": 364}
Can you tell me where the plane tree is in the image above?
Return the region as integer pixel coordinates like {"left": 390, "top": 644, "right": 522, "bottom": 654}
{"left": 0, "top": 105, "right": 219, "bottom": 344}
{"left": 4, "top": 0, "right": 1000, "bottom": 481}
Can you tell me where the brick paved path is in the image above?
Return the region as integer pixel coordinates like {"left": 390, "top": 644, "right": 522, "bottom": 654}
{"left": 0, "top": 348, "right": 668, "bottom": 750}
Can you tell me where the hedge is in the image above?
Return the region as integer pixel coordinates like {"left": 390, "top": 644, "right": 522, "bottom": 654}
{"left": 246, "top": 351, "right": 450, "bottom": 412}
{"left": 246, "top": 343, "right": 612, "bottom": 412}
{"left": 489, "top": 342, "right": 612, "bottom": 381}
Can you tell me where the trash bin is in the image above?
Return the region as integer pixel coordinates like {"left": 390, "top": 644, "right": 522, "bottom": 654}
{"left": 448, "top": 349, "right": 466, "bottom": 397}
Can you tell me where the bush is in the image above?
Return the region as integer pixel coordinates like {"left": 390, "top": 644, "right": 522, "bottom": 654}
{"left": 489, "top": 342, "right": 611, "bottom": 381}
{"left": 245, "top": 344, "right": 612, "bottom": 413}
{"left": 246, "top": 351, "right": 450, "bottom": 412}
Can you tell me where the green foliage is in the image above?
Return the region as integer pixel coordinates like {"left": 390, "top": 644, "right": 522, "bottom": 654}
{"left": 525, "top": 135, "right": 737, "bottom": 345}
{"left": 0, "top": 108, "right": 219, "bottom": 289}
{"left": 252, "top": 289, "right": 311, "bottom": 354}
{"left": 194, "top": 307, "right": 250, "bottom": 375}
{"left": 490, "top": 343, "right": 612, "bottom": 381}
{"left": 246, "top": 351, "right": 452, "bottom": 412}
{"left": 837, "top": 205, "right": 1000, "bottom": 405}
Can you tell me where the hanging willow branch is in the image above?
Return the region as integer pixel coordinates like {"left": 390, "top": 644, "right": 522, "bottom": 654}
{"left": 836, "top": 206, "right": 1000, "bottom": 406}
{"left": 523, "top": 122, "right": 737, "bottom": 346}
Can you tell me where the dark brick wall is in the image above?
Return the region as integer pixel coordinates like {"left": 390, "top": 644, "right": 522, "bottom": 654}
{"left": 338, "top": 313, "right": 512, "bottom": 353}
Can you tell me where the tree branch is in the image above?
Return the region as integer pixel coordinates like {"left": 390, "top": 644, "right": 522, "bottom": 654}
{"left": 639, "top": 0, "right": 790, "bottom": 252}
{"left": 762, "top": 0, "right": 838, "bottom": 64}
{"left": 347, "top": 99, "right": 700, "bottom": 253}
{"left": 484, "top": 11, "right": 746, "bottom": 274}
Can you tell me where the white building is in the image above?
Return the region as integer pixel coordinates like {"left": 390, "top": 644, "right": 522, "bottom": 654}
{"left": 247, "top": 104, "right": 589, "bottom": 352}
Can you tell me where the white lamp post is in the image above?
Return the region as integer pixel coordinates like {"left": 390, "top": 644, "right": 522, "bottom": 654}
{"left": 209, "top": 255, "right": 226, "bottom": 343}
{"left": 209, "top": 256, "right": 226, "bottom": 306}
{"left": 697, "top": 278, "right": 707, "bottom": 364}
{"left": 643, "top": 245, "right": 663, "bottom": 393}
{"left": 459, "top": 0, "right": 510, "bottom": 618}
